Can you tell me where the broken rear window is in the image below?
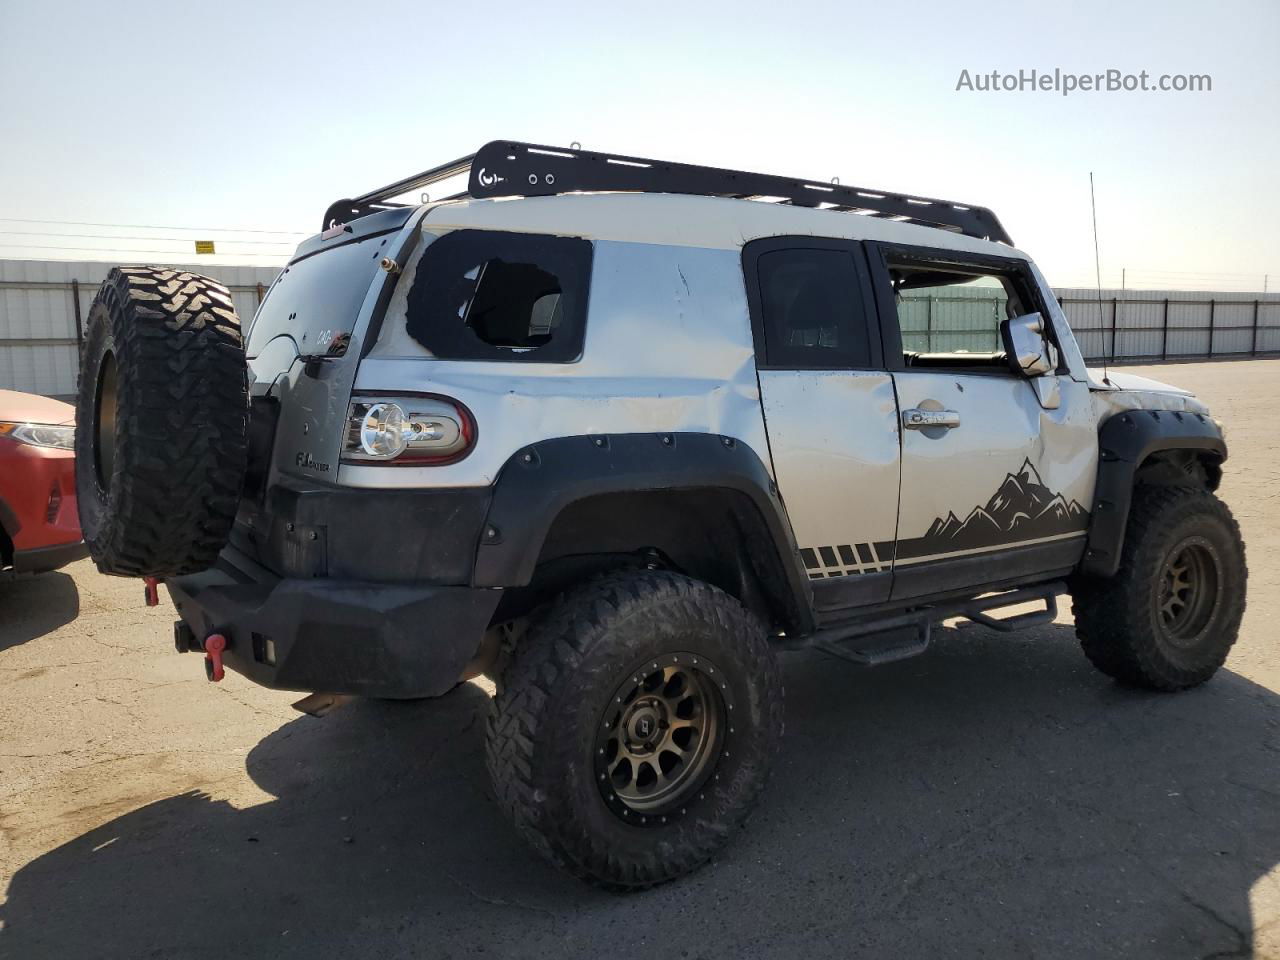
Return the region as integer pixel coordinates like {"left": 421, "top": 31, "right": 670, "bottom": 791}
{"left": 404, "top": 229, "right": 591, "bottom": 362}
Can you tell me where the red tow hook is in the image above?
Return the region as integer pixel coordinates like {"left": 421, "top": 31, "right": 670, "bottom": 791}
{"left": 143, "top": 576, "right": 162, "bottom": 607}
{"left": 204, "top": 634, "right": 227, "bottom": 682}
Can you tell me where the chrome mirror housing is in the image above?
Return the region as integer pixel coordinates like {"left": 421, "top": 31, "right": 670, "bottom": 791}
{"left": 1002, "top": 312, "right": 1059, "bottom": 378}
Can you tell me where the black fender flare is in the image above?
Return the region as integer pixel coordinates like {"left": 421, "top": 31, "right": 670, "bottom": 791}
{"left": 473, "top": 432, "right": 814, "bottom": 632}
{"left": 1080, "top": 408, "right": 1226, "bottom": 577}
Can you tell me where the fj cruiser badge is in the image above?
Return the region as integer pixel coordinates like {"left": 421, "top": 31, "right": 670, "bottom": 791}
{"left": 295, "top": 451, "right": 331, "bottom": 473}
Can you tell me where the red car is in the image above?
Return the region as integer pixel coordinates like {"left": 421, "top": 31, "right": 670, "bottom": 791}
{"left": 0, "top": 390, "right": 87, "bottom": 576}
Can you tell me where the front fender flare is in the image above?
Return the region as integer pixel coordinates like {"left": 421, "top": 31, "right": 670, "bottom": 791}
{"left": 1080, "top": 409, "right": 1226, "bottom": 577}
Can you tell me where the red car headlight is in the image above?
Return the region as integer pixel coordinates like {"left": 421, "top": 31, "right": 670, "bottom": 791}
{"left": 0, "top": 422, "right": 75, "bottom": 450}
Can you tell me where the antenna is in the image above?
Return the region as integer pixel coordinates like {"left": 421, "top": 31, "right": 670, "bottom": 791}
{"left": 1089, "top": 172, "right": 1111, "bottom": 385}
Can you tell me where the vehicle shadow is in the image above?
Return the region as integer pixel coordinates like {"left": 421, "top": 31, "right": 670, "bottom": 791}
{"left": 0, "top": 570, "right": 80, "bottom": 653}
{"left": 2, "top": 621, "right": 1276, "bottom": 959}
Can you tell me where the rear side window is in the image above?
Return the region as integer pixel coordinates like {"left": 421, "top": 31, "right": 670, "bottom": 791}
{"left": 748, "top": 242, "right": 876, "bottom": 368}
{"left": 404, "top": 229, "right": 591, "bottom": 362}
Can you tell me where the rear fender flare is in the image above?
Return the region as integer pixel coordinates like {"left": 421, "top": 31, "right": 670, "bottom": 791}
{"left": 473, "top": 433, "right": 814, "bottom": 632}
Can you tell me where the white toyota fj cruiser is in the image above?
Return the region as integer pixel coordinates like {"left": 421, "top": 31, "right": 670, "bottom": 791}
{"left": 74, "top": 141, "right": 1246, "bottom": 889}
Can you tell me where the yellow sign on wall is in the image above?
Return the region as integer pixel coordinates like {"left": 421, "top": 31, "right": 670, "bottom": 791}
{"left": 194, "top": 240, "right": 216, "bottom": 255}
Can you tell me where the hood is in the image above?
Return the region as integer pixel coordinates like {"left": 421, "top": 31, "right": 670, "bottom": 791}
{"left": 1086, "top": 369, "right": 1194, "bottom": 396}
{"left": 0, "top": 389, "right": 76, "bottom": 425}
{"left": 1087, "top": 368, "right": 1209, "bottom": 417}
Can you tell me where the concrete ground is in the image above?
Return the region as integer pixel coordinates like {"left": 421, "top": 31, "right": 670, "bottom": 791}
{"left": 1, "top": 359, "right": 1277, "bottom": 959}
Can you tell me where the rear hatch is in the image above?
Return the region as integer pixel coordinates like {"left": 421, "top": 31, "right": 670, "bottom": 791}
{"left": 245, "top": 206, "right": 415, "bottom": 392}
{"left": 234, "top": 207, "right": 418, "bottom": 571}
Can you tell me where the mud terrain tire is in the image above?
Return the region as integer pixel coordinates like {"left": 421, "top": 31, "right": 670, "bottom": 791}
{"left": 486, "top": 569, "right": 784, "bottom": 891}
{"left": 1072, "top": 487, "right": 1246, "bottom": 690}
{"left": 75, "top": 266, "right": 248, "bottom": 577}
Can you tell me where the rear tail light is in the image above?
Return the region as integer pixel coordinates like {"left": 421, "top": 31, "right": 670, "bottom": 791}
{"left": 341, "top": 395, "right": 475, "bottom": 465}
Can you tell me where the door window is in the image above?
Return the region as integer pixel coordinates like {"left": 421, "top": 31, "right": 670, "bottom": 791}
{"left": 746, "top": 240, "right": 878, "bottom": 369}
{"left": 876, "top": 252, "right": 1047, "bottom": 374}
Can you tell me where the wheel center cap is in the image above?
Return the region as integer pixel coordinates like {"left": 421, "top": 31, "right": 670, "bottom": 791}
{"left": 626, "top": 699, "right": 666, "bottom": 747}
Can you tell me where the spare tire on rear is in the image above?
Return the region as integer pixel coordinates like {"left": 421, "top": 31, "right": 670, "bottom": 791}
{"left": 75, "top": 266, "right": 249, "bottom": 577}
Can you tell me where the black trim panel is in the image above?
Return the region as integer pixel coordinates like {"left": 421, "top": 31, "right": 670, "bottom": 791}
{"left": 233, "top": 478, "right": 491, "bottom": 584}
{"left": 889, "top": 536, "right": 1086, "bottom": 602}
{"left": 1080, "top": 409, "right": 1227, "bottom": 577}
{"left": 812, "top": 571, "right": 893, "bottom": 612}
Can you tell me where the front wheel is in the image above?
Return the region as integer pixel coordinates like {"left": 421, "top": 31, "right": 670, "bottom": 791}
{"left": 485, "top": 570, "right": 784, "bottom": 890}
{"left": 1072, "top": 487, "right": 1246, "bottom": 690}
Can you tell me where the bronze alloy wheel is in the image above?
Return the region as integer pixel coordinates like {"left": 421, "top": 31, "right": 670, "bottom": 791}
{"left": 1156, "top": 536, "right": 1222, "bottom": 647}
{"left": 594, "top": 652, "right": 732, "bottom": 824}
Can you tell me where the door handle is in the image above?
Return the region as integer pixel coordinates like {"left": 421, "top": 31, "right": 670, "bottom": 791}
{"left": 902, "top": 407, "right": 961, "bottom": 431}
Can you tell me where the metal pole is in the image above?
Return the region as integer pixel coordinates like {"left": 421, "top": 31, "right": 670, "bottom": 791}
{"left": 1252, "top": 299, "right": 1261, "bottom": 355}
{"left": 1111, "top": 296, "right": 1118, "bottom": 360}
{"left": 71, "top": 279, "right": 83, "bottom": 350}
{"left": 926, "top": 295, "right": 933, "bottom": 352}
{"left": 1208, "top": 299, "right": 1215, "bottom": 358}
{"left": 256, "top": 282, "right": 265, "bottom": 304}
{"left": 1161, "top": 297, "right": 1169, "bottom": 360}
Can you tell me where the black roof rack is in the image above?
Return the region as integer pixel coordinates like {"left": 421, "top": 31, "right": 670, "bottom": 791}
{"left": 322, "top": 141, "right": 1012, "bottom": 245}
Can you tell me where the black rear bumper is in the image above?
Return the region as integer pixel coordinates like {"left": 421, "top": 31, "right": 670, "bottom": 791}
{"left": 167, "top": 547, "right": 501, "bottom": 698}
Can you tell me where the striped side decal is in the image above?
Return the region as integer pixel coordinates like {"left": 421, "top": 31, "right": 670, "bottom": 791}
{"left": 800, "top": 543, "right": 891, "bottom": 579}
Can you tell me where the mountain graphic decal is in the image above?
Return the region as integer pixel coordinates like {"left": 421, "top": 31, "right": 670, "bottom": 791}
{"left": 891, "top": 459, "right": 1088, "bottom": 561}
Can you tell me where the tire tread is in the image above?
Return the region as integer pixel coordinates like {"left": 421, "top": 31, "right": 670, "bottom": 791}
{"left": 485, "top": 569, "right": 783, "bottom": 891}
{"left": 1072, "top": 486, "right": 1246, "bottom": 690}
{"left": 75, "top": 266, "right": 248, "bottom": 577}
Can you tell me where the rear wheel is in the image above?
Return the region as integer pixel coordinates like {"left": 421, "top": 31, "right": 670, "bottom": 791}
{"left": 485, "top": 570, "right": 784, "bottom": 890}
{"left": 75, "top": 267, "right": 249, "bottom": 577}
{"left": 1072, "top": 487, "right": 1246, "bottom": 690}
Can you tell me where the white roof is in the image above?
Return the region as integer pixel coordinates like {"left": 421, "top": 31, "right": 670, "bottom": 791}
{"left": 420, "top": 192, "right": 1025, "bottom": 259}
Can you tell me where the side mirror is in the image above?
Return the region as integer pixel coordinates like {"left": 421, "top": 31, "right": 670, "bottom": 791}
{"left": 1001, "top": 312, "right": 1059, "bottom": 378}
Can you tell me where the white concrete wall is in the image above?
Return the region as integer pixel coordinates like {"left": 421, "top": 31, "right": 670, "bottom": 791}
{"left": 0, "top": 259, "right": 281, "bottom": 397}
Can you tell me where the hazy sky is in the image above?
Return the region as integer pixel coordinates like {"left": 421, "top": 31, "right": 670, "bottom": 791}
{"left": 1, "top": 0, "right": 1276, "bottom": 291}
